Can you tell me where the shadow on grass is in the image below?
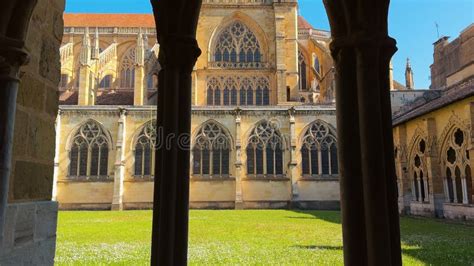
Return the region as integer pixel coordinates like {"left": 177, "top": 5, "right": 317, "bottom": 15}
{"left": 286, "top": 210, "right": 474, "bottom": 265}
{"left": 292, "top": 245, "right": 343, "bottom": 251}
{"left": 287, "top": 210, "right": 342, "bottom": 224}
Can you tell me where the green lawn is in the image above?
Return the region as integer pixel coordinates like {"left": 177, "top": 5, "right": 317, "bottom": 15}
{"left": 56, "top": 210, "right": 474, "bottom": 265}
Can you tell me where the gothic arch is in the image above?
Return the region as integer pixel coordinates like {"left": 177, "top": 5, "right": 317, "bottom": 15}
{"left": 298, "top": 119, "right": 337, "bottom": 145}
{"left": 208, "top": 11, "right": 269, "bottom": 64}
{"left": 191, "top": 119, "right": 234, "bottom": 149}
{"left": 65, "top": 119, "right": 114, "bottom": 152}
{"left": 407, "top": 130, "right": 430, "bottom": 202}
{"left": 131, "top": 119, "right": 158, "bottom": 150}
{"left": 242, "top": 119, "right": 288, "bottom": 151}
{"left": 438, "top": 114, "right": 471, "bottom": 159}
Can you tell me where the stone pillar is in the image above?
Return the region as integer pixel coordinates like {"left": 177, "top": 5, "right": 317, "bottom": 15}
{"left": 78, "top": 27, "right": 94, "bottom": 106}
{"left": 0, "top": 0, "right": 37, "bottom": 246}
{"left": 452, "top": 179, "right": 458, "bottom": 203}
{"left": 288, "top": 107, "right": 298, "bottom": 203}
{"left": 112, "top": 108, "right": 127, "bottom": 210}
{"left": 324, "top": 0, "right": 402, "bottom": 264}
{"left": 234, "top": 109, "right": 243, "bottom": 209}
{"left": 52, "top": 110, "right": 62, "bottom": 201}
{"left": 134, "top": 30, "right": 146, "bottom": 106}
{"left": 150, "top": 0, "right": 202, "bottom": 264}
{"left": 273, "top": 5, "right": 289, "bottom": 103}
{"left": 424, "top": 118, "right": 443, "bottom": 214}
{"left": 461, "top": 178, "right": 468, "bottom": 204}
{"left": 394, "top": 125, "right": 411, "bottom": 213}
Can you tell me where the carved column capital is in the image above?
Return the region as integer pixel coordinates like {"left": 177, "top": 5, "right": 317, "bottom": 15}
{"left": 0, "top": 37, "right": 29, "bottom": 81}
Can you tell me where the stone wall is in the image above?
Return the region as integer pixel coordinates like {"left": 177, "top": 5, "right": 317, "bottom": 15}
{"left": 1, "top": 0, "right": 65, "bottom": 264}
{"left": 0, "top": 202, "right": 58, "bottom": 265}
{"left": 430, "top": 24, "right": 474, "bottom": 89}
{"left": 9, "top": 0, "right": 64, "bottom": 202}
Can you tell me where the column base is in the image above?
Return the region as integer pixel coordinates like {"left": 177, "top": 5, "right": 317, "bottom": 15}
{"left": 111, "top": 203, "right": 123, "bottom": 211}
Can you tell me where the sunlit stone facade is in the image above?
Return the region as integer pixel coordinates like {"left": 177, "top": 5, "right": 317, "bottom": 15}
{"left": 54, "top": 1, "right": 343, "bottom": 210}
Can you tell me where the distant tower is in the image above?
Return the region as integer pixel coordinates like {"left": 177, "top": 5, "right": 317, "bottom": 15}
{"left": 389, "top": 61, "right": 394, "bottom": 90}
{"left": 405, "top": 58, "right": 414, "bottom": 90}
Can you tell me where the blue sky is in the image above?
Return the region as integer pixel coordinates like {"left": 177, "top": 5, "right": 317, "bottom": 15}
{"left": 66, "top": 0, "right": 473, "bottom": 89}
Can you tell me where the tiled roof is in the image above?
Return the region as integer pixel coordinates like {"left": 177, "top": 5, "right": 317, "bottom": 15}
{"left": 59, "top": 90, "right": 158, "bottom": 106}
{"left": 96, "top": 90, "right": 135, "bottom": 105}
{"left": 298, "top": 16, "right": 313, "bottom": 30}
{"left": 59, "top": 90, "right": 78, "bottom": 105}
{"left": 63, "top": 14, "right": 156, "bottom": 28}
{"left": 392, "top": 78, "right": 474, "bottom": 126}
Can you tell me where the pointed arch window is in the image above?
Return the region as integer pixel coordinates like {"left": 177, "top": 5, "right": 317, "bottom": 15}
{"left": 69, "top": 121, "right": 110, "bottom": 180}
{"left": 301, "top": 121, "right": 338, "bottom": 177}
{"left": 313, "top": 54, "right": 321, "bottom": 75}
{"left": 298, "top": 51, "right": 307, "bottom": 91}
{"left": 247, "top": 121, "right": 284, "bottom": 177}
{"left": 193, "top": 122, "right": 231, "bottom": 177}
{"left": 120, "top": 48, "right": 136, "bottom": 89}
{"left": 134, "top": 120, "right": 157, "bottom": 178}
{"left": 206, "top": 76, "right": 270, "bottom": 106}
{"left": 411, "top": 138, "right": 429, "bottom": 202}
{"left": 99, "top": 75, "right": 112, "bottom": 89}
{"left": 442, "top": 128, "right": 472, "bottom": 204}
{"left": 213, "top": 21, "right": 263, "bottom": 68}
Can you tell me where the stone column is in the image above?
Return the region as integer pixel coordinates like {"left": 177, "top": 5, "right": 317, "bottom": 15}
{"left": 394, "top": 125, "right": 411, "bottom": 213}
{"left": 288, "top": 107, "right": 299, "bottom": 204}
{"left": 234, "top": 108, "right": 243, "bottom": 209}
{"left": 112, "top": 108, "right": 127, "bottom": 210}
{"left": 324, "top": 0, "right": 402, "bottom": 264}
{"left": 78, "top": 27, "right": 94, "bottom": 106}
{"left": 52, "top": 110, "right": 62, "bottom": 201}
{"left": 0, "top": 0, "right": 37, "bottom": 246}
{"left": 461, "top": 178, "right": 468, "bottom": 204}
{"left": 273, "top": 7, "right": 288, "bottom": 104}
{"left": 150, "top": 0, "right": 202, "bottom": 264}
{"left": 134, "top": 31, "right": 146, "bottom": 106}
{"left": 424, "top": 118, "right": 443, "bottom": 214}
{"left": 452, "top": 179, "right": 458, "bottom": 203}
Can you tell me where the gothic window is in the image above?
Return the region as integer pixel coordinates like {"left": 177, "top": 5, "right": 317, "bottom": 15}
{"left": 193, "top": 122, "right": 231, "bottom": 177}
{"left": 313, "top": 54, "right": 321, "bottom": 75}
{"left": 99, "top": 75, "right": 112, "bottom": 89}
{"left": 207, "top": 77, "right": 219, "bottom": 106}
{"left": 301, "top": 121, "right": 338, "bottom": 177}
{"left": 213, "top": 21, "right": 263, "bottom": 68}
{"left": 75, "top": 70, "right": 80, "bottom": 88}
{"left": 247, "top": 121, "right": 284, "bottom": 177}
{"left": 410, "top": 137, "right": 429, "bottom": 202}
{"left": 120, "top": 48, "right": 136, "bottom": 89}
{"left": 134, "top": 120, "right": 157, "bottom": 177}
{"left": 298, "top": 51, "right": 307, "bottom": 91}
{"left": 442, "top": 128, "right": 471, "bottom": 204}
{"left": 69, "top": 121, "right": 110, "bottom": 180}
{"left": 206, "top": 76, "right": 270, "bottom": 106}
{"left": 147, "top": 74, "right": 158, "bottom": 90}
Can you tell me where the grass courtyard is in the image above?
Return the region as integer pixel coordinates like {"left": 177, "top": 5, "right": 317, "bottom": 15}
{"left": 56, "top": 210, "right": 474, "bottom": 265}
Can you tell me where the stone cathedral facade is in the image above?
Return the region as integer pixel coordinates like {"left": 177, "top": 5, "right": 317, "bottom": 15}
{"left": 54, "top": 1, "right": 343, "bottom": 210}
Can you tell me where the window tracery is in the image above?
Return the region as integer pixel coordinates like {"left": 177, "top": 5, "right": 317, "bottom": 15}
{"left": 442, "top": 128, "right": 472, "bottom": 204}
{"left": 120, "top": 48, "right": 136, "bottom": 89}
{"left": 301, "top": 121, "right": 338, "bottom": 176}
{"left": 207, "top": 76, "right": 270, "bottom": 106}
{"left": 247, "top": 121, "right": 284, "bottom": 177}
{"left": 212, "top": 21, "right": 265, "bottom": 68}
{"left": 69, "top": 121, "right": 110, "bottom": 180}
{"left": 134, "top": 120, "right": 157, "bottom": 178}
{"left": 193, "top": 122, "right": 231, "bottom": 177}
{"left": 410, "top": 137, "right": 429, "bottom": 202}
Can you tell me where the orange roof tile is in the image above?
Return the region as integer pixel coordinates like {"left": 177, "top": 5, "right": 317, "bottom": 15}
{"left": 63, "top": 13, "right": 156, "bottom": 28}
{"left": 298, "top": 16, "right": 314, "bottom": 30}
